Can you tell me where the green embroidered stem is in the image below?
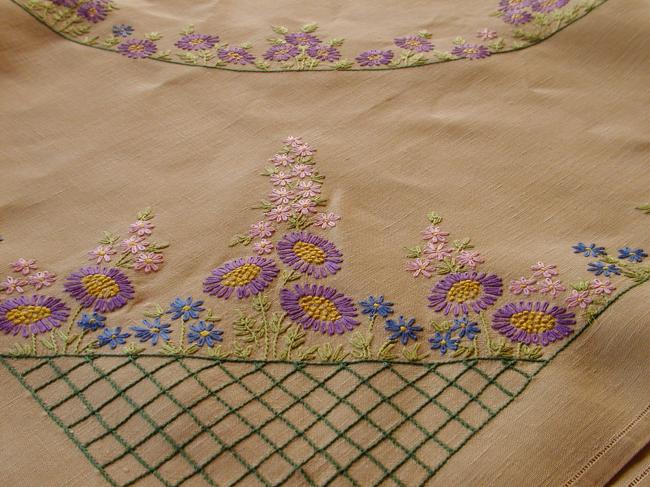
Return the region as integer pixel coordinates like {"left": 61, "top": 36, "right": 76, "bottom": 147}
{"left": 30, "top": 333, "right": 37, "bottom": 355}
{"left": 62, "top": 305, "right": 82, "bottom": 353}
{"left": 74, "top": 330, "right": 88, "bottom": 354}
{"left": 179, "top": 321, "right": 186, "bottom": 351}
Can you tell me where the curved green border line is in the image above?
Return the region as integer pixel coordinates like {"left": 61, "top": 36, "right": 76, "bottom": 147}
{"left": 8, "top": 0, "right": 609, "bottom": 74}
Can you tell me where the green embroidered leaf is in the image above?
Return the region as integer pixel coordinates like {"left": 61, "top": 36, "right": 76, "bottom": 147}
{"left": 143, "top": 303, "right": 166, "bottom": 319}
{"left": 349, "top": 331, "right": 373, "bottom": 359}
{"left": 434, "top": 50, "right": 455, "bottom": 61}
{"left": 452, "top": 36, "right": 466, "bottom": 45}
{"left": 636, "top": 203, "right": 650, "bottom": 214}
{"left": 179, "top": 24, "right": 195, "bottom": 36}
{"left": 427, "top": 212, "right": 443, "bottom": 225}
{"left": 229, "top": 234, "right": 253, "bottom": 247}
{"left": 437, "top": 258, "right": 462, "bottom": 275}
{"left": 208, "top": 345, "right": 230, "bottom": 359}
{"left": 404, "top": 246, "right": 423, "bottom": 258}
{"left": 402, "top": 343, "right": 428, "bottom": 362}
{"left": 333, "top": 59, "right": 354, "bottom": 70}
{"left": 145, "top": 32, "right": 163, "bottom": 41}
{"left": 317, "top": 343, "right": 348, "bottom": 362}
{"left": 280, "top": 269, "right": 301, "bottom": 285}
{"left": 430, "top": 319, "right": 452, "bottom": 332}
{"left": 122, "top": 343, "right": 145, "bottom": 356}
{"left": 301, "top": 23, "right": 318, "bottom": 33}
{"left": 376, "top": 340, "right": 398, "bottom": 361}
{"left": 232, "top": 342, "right": 253, "bottom": 359}
{"left": 327, "top": 38, "right": 345, "bottom": 47}
{"left": 8, "top": 342, "right": 35, "bottom": 357}
{"left": 452, "top": 238, "right": 474, "bottom": 251}
{"left": 488, "top": 38, "right": 506, "bottom": 51}
{"left": 271, "top": 25, "right": 289, "bottom": 35}
{"left": 99, "top": 231, "right": 120, "bottom": 245}
{"left": 233, "top": 312, "right": 262, "bottom": 344}
{"left": 417, "top": 30, "right": 433, "bottom": 39}
{"left": 252, "top": 200, "right": 274, "bottom": 210}
{"left": 295, "top": 345, "right": 318, "bottom": 361}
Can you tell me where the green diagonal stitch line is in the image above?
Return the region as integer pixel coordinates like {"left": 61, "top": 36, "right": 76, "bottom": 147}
{"left": 176, "top": 363, "right": 353, "bottom": 487}
{"left": 245, "top": 362, "right": 406, "bottom": 487}
{"left": 21, "top": 357, "right": 49, "bottom": 377}
{"left": 32, "top": 357, "right": 89, "bottom": 393}
{"left": 100, "top": 360, "right": 270, "bottom": 470}
{"left": 174, "top": 360, "right": 322, "bottom": 487}
{"left": 371, "top": 360, "right": 518, "bottom": 486}
{"left": 126, "top": 358, "right": 289, "bottom": 487}
{"left": 465, "top": 360, "right": 514, "bottom": 398}
{"left": 0, "top": 357, "right": 120, "bottom": 487}
{"left": 46, "top": 358, "right": 173, "bottom": 487}
{"left": 87, "top": 357, "right": 219, "bottom": 487}
{"left": 70, "top": 361, "right": 175, "bottom": 430}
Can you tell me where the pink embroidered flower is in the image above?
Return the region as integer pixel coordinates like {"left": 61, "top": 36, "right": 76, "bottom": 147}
{"left": 590, "top": 279, "right": 616, "bottom": 295}
{"left": 129, "top": 220, "right": 155, "bottom": 236}
{"left": 406, "top": 258, "right": 434, "bottom": 278}
{"left": 293, "top": 198, "right": 317, "bottom": 215}
{"left": 538, "top": 278, "right": 566, "bottom": 297}
{"left": 266, "top": 205, "right": 292, "bottom": 222}
{"left": 134, "top": 252, "right": 163, "bottom": 273}
{"left": 249, "top": 221, "right": 275, "bottom": 238}
{"left": 88, "top": 245, "right": 116, "bottom": 264}
{"left": 296, "top": 180, "right": 321, "bottom": 198}
{"left": 423, "top": 243, "right": 453, "bottom": 261}
{"left": 0, "top": 276, "right": 26, "bottom": 294}
{"left": 565, "top": 289, "right": 592, "bottom": 309}
{"left": 121, "top": 236, "right": 147, "bottom": 254}
{"left": 11, "top": 258, "right": 37, "bottom": 275}
{"left": 270, "top": 153, "right": 295, "bottom": 167}
{"left": 531, "top": 261, "right": 559, "bottom": 279}
{"left": 456, "top": 250, "right": 484, "bottom": 269}
{"left": 313, "top": 212, "right": 341, "bottom": 229}
{"left": 284, "top": 136, "right": 303, "bottom": 147}
{"left": 509, "top": 277, "right": 537, "bottom": 295}
{"left": 269, "top": 187, "right": 294, "bottom": 205}
{"left": 28, "top": 271, "right": 57, "bottom": 290}
{"left": 291, "top": 164, "right": 314, "bottom": 179}
{"left": 270, "top": 172, "right": 292, "bottom": 186}
{"left": 292, "top": 144, "right": 316, "bottom": 157}
{"left": 253, "top": 239, "right": 274, "bottom": 255}
{"left": 477, "top": 28, "right": 498, "bottom": 40}
{"left": 421, "top": 226, "right": 449, "bottom": 243}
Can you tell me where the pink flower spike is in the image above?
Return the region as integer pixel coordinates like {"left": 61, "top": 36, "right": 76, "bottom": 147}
{"left": 456, "top": 250, "right": 484, "bottom": 269}
{"left": 134, "top": 252, "right": 164, "bottom": 273}
{"left": 406, "top": 258, "right": 434, "bottom": 278}
{"left": 313, "top": 212, "right": 341, "bottom": 230}
{"left": 27, "top": 271, "right": 57, "bottom": 290}
{"left": 591, "top": 279, "right": 616, "bottom": 295}
{"left": 477, "top": 28, "right": 498, "bottom": 40}
{"left": 129, "top": 220, "right": 155, "bottom": 236}
{"left": 292, "top": 198, "right": 317, "bottom": 215}
{"left": 296, "top": 180, "right": 321, "bottom": 198}
{"left": 530, "top": 261, "right": 559, "bottom": 278}
{"left": 565, "top": 289, "right": 592, "bottom": 309}
{"left": 509, "top": 277, "right": 537, "bottom": 296}
{"left": 0, "top": 276, "right": 27, "bottom": 294}
{"left": 538, "top": 278, "right": 566, "bottom": 297}
{"left": 266, "top": 205, "right": 292, "bottom": 223}
{"left": 291, "top": 164, "right": 314, "bottom": 179}
{"left": 421, "top": 226, "right": 449, "bottom": 243}
{"left": 10, "top": 258, "right": 37, "bottom": 275}
{"left": 253, "top": 239, "right": 274, "bottom": 255}
{"left": 89, "top": 245, "right": 116, "bottom": 264}
{"left": 249, "top": 221, "right": 275, "bottom": 239}
{"left": 121, "top": 236, "right": 147, "bottom": 254}
{"left": 283, "top": 136, "right": 303, "bottom": 147}
{"left": 269, "top": 187, "right": 293, "bottom": 205}
{"left": 270, "top": 153, "right": 295, "bottom": 167}
{"left": 423, "top": 242, "right": 453, "bottom": 261}
{"left": 269, "top": 172, "right": 293, "bottom": 187}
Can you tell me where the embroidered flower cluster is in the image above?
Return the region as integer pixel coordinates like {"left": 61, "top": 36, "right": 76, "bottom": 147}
{"left": 1, "top": 258, "right": 57, "bottom": 295}
{"left": 19, "top": 0, "right": 603, "bottom": 71}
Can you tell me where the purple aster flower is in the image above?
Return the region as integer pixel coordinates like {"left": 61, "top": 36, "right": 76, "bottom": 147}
{"left": 97, "top": 326, "right": 131, "bottom": 349}
{"left": 499, "top": 0, "right": 534, "bottom": 10}
{"left": 167, "top": 297, "right": 204, "bottom": 321}
{"left": 587, "top": 262, "right": 621, "bottom": 277}
{"left": 284, "top": 32, "right": 321, "bottom": 47}
{"left": 355, "top": 49, "right": 394, "bottom": 67}
{"left": 429, "top": 331, "right": 459, "bottom": 355}
{"left": 130, "top": 318, "right": 171, "bottom": 345}
{"left": 451, "top": 43, "right": 491, "bottom": 60}
{"left": 385, "top": 316, "right": 422, "bottom": 345}
{"left": 277, "top": 232, "right": 342, "bottom": 279}
{"left": 263, "top": 44, "right": 300, "bottom": 62}
{"left": 532, "top": 0, "right": 570, "bottom": 13}
{"left": 0, "top": 295, "right": 70, "bottom": 337}
{"left": 280, "top": 284, "right": 359, "bottom": 335}
{"left": 203, "top": 257, "right": 279, "bottom": 299}
{"left": 64, "top": 267, "right": 135, "bottom": 313}
{"left": 187, "top": 321, "right": 223, "bottom": 348}
{"left": 218, "top": 47, "right": 255, "bottom": 65}
{"left": 572, "top": 242, "right": 606, "bottom": 257}
{"left": 117, "top": 39, "right": 157, "bottom": 59}
{"left": 502, "top": 8, "right": 534, "bottom": 24}
{"left": 450, "top": 316, "right": 481, "bottom": 340}
{"left": 617, "top": 247, "right": 647, "bottom": 263}
{"left": 76, "top": 1, "right": 107, "bottom": 23}
{"left": 359, "top": 295, "right": 394, "bottom": 319}
{"left": 307, "top": 44, "right": 341, "bottom": 62}
{"left": 394, "top": 35, "right": 433, "bottom": 52}
{"left": 492, "top": 301, "right": 576, "bottom": 346}
{"left": 428, "top": 271, "right": 503, "bottom": 316}
{"left": 175, "top": 33, "right": 220, "bottom": 51}
{"left": 77, "top": 312, "right": 106, "bottom": 331}
{"left": 112, "top": 24, "right": 133, "bottom": 37}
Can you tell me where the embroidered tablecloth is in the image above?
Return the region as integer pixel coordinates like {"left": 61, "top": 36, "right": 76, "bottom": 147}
{"left": 1, "top": 0, "right": 649, "bottom": 485}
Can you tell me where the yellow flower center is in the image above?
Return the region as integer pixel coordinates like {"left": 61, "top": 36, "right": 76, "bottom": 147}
{"left": 465, "top": 48, "right": 478, "bottom": 55}
{"left": 510, "top": 311, "right": 557, "bottom": 333}
{"left": 81, "top": 274, "right": 120, "bottom": 298}
{"left": 221, "top": 263, "right": 261, "bottom": 287}
{"left": 190, "top": 38, "right": 203, "bottom": 45}
{"left": 446, "top": 280, "right": 481, "bottom": 303}
{"left": 292, "top": 241, "right": 326, "bottom": 264}
{"left": 128, "top": 44, "right": 144, "bottom": 53}
{"left": 6, "top": 305, "right": 51, "bottom": 325}
{"left": 199, "top": 330, "right": 210, "bottom": 337}
{"left": 399, "top": 325, "right": 407, "bottom": 332}
{"left": 298, "top": 295, "right": 342, "bottom": 322}
{"left": 151, "top": 327, "right": 160, "bottom": 333}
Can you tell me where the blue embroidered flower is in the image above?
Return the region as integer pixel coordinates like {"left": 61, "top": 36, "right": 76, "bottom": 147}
{"left": 428, "top": 331, "right": 459, "bottom": 355}
{"left": 587, "top": 261, "right": 621, "bottom": 277}
{"left": 97, "top": 327, "right": 131, "bottom": 349}
{"left": 359, "top": 295, "right": 394, "bottom": 319}
{"left": 77, "top": 312, "right": 106, "bottom": 331}
{"left": 187, "top": 321, "right": 224, "bottom": 348}
{"left": 572, "top": 243, "right": 606, "bottom": 257}
{"left": 385, "top": 316, "right": 422, "bottom": 345}
{"left": 130, "top": 318, "right": 172, "bottom": 345}
{"left": 112, "top": 24, "right": 134, "bottom": 37}
{"left": 617, "top": 247, "right": 647, "bottom": 263}
{"left": 450, "top": 316, "right": 481, "bottom": 340}
{"left": 168, "top": 297, "right": 204, "bottom": 321}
